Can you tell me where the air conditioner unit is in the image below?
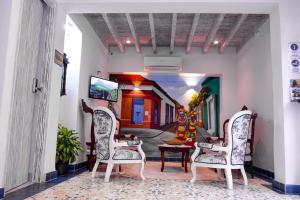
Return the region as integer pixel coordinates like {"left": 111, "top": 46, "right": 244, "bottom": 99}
{"left": 144, "top": 57, "right": 183, "bottom": 73}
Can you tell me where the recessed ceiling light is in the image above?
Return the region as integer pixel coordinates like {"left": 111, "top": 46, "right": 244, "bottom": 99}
{"left": 213, "top": 40, "right": 219, "bottom": 44}
{"left": 126, "top": 39, "right": 131, "bottom": 44}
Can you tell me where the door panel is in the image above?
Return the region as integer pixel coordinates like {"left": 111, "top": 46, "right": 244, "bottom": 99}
{"left": 154, "top": 102, "right": 158, "bottom": 125}
{"left": 170, "top": 106, "right": 174, "bottom": 123}
{"left": 165, "top": 104, "right": 169, "bottom": 125}
{"left": 206, "top": 95, "right": 216, "bottom": 135}
{"left": 5, "top": 0, "right": 45, "bottom": 190}
{"left": 132, "top": 98, "right": 144, "bottom": 124}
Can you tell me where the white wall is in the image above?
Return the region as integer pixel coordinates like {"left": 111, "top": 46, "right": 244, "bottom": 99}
{"left": 43, "top": 5, "right": 67, "bottom": 175}
{"left": 108, "top": 46, "right": 238, "bottom": 131}
{"left": 0, "top": 0, "right": 23, "bottom": 189}
{"left": 0, "top": 1, "right": 11, "bottom": 108}
{"left": 59, "top": 16, "right": 82, "bottom": 131}
{"left": 236, "top": 20, "right": 274, "bottom": 172}
{"left": 276, "top": 0, "right": 300, "bottom": 185}
{"left": 0, "top": 0, "right": 12, "bottom": 188}
{"left": 58, "top": 14, "right": 109, "bottom": 163}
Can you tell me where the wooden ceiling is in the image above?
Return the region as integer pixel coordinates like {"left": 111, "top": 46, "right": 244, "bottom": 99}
{"left": 83, "top": 13, "right": 268, "bottom": 54}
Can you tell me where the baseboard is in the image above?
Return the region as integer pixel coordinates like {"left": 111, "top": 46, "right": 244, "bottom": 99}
{"left": 68, "top": 161, "right": 88, "bottom": 172}
{"left": 249, "top": 167, "right": 300, "bottom": 195}
{"left": 45, "top": 170, "right": 58, "bottom": 182}
{"left": 250, "top": 166, "right": 274, "bottom": 182}
{"left": 272, "top": 180, "right": 300, "bottom": 195}
{"left": 273, "top": 181, "right": 300, "bottom": 194}
{"left": 0, "top": 188, "right": 4, "bottom": 199}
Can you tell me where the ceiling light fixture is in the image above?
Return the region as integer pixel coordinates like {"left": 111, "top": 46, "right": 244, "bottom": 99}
{"left": 126, "top": 39, "right": 131, "bottom": 44}
{"left": 134, "top": 86, "right": 140, "bottom": 91}
{"left": 213, "top": 40, "right": 219, "bottom": 44}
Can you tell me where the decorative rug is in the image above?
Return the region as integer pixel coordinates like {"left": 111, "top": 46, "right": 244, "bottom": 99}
{"left": 24, "top": 162, "right": 300, "bottom": 200}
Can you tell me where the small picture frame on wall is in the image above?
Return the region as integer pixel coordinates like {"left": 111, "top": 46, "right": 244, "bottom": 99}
{"left": 290, "top": 79, "right": 300, "bottom": 102}
{"left": 54, "top": 49, "right": 63, "bottom": 66}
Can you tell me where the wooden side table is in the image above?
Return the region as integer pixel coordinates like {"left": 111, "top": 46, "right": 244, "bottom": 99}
{"left": 158, "top": 144, "right": 194, "bottom": 173}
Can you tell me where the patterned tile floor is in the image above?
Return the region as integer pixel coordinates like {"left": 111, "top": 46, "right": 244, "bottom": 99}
{"left": 18, "top": 162, "right": 300, "bottom": 200}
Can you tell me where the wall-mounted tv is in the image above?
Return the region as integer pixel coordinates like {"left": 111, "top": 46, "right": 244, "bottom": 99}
{"left": 89, "top": 76, "right": 119, "bottom": 102}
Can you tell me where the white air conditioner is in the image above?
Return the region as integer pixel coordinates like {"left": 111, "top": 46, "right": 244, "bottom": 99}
{"left": 144, "top": 57, "right": 183, "bottom": 73}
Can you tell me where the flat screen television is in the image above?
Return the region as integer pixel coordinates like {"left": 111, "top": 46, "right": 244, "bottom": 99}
{"left": 89, "top": 76, "right": 119, "bottom": 102}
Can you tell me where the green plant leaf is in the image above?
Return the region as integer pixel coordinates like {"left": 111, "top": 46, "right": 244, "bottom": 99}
{"left": 56, "top": 124, "right": 83, "bottom": 165}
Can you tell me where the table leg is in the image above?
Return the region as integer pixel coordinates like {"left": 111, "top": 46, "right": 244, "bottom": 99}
{"left": 185, "top": 151, "right": 189, "bottom": 173}
{"left": 161, "top": 150, "right": 165, "bottom": 172}
{"left": 88, "top": 154, "right": 95, "bottom": 172}
{"left": 181, "top": 152, "right": 184, "bottom": 167}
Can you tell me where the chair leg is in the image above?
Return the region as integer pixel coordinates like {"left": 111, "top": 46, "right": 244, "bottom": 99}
{"left": 140, "top": 162, "right": 145, "bottom": 180}
{"left": 250, "top": 162, "right": 254, "bottom": 178}
{"left": 115, "top": 164, "right": 120, "bottom": 173}
{"left": 217, "top": 168, "right": 222, "bottom": 179}
{"left": 190, "top": 163, "right": 197, "bottom": 183}
{"left": 240, "top": 167, "right": 248, "bottom": 186}
{"left": 104, "top": 163, "right": 114, "bottom": 182}
{"left": 92, "top": 160, "right": 100, "bottom": 178}
{"left": 225, "top": 168, "right": 233, "bottom": 189}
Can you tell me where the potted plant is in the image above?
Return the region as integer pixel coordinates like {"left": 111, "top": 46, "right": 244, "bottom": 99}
{"left": 56, "top": 124, "right": 83, "bottom": 175}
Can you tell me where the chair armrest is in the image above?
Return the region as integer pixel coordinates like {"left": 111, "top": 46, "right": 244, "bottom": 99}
{"left": 127, "top": 140, "right": 142, "bottom": 146}
{"left": 197, "top": 142, "right": 229, "bottom": 152}
{"left": 198, "top": 142, "right": 213, "bottom": 149}
{"left": 211, "top": 144, "right": 229, "bottom": 152}
{"left": 115, "top": 140, "right": 142, "bottom": 147}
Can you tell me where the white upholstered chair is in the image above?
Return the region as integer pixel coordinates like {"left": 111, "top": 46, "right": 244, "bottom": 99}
{"left": 190, "top": 110, "right": 252, "bottom": 189}
{"left": 91, "top": 106, "right": 146, "bottom": 182}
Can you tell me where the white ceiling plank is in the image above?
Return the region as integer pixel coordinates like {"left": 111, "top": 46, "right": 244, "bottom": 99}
{"left": 186, "top": 13, "right": 200, "bottom": 53}
{"left": 149, "top": 13, "right": 157, "bottom": 53}
{"left": 202, "top": 14, "right": 225, "bottom": 53}
{"left": 125, "top": 13, "right": 141, "bottom": 53}
{"left": 170, "top": 13, "right": 178, "bottom": 54}
{"left": 102, "top": 13, "right": 124, "bottom": 53}
{"left": 219, "top": 14, "right": 248, "bottom": 53}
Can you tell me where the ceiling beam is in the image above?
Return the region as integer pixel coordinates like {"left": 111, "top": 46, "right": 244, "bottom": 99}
{"left": 203, "top": 14, "right": 225, "bottom": 53}
{"left": 102, "top": 13, "right": 124, "bottom": 53}
{"left": 149, "top": 13, "right": 157, "bottom": 53}
{"left": 186, "top": 13, "right": 200, "bottom": 53}
{"left": 219, "top": 14, "right": 248, "bottom": 53}
{"left": 125, "top": 13, "right": 141, "bottom": 53}
{"left": 170, "top": 13, "right": 178, "bottom": 54}
{"left": 236, "top": 17, "right": 267, "bottom": 52}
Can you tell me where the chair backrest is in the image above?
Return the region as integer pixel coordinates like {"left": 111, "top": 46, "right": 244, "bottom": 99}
{"left": 248, "top": 113, "right": 257, "bottom": 157}
{"left": 222, "top": 106, "right": 257, "bottom": 143}
{"left": 227, "top": 110, "right": 252, "bottom": 165}
{"left": 93, "top": 106, "right": 117, "bottom": 161}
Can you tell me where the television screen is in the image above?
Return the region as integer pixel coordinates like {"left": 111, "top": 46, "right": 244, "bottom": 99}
{"left": 89, "top": 76, "right": 119, "bottom": 102}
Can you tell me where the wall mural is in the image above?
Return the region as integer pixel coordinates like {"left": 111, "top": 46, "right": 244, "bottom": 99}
{"left": 110, "top": 74, "right": 220, "bottom": 158}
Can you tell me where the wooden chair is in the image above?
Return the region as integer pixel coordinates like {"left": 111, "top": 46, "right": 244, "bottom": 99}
{"left": 221, "top": 106, "right": 257, "bottom": 177}
{"left": 81, "top": 99, "right": 134, "bottom": 172}
{"left": 206, "top": 105, "right": 257, "bottom": 177}
{"left": 91, "top": 106, "right": 146, "bottom": 182}
{"left": 191, "top": 110, "right": 252, "bottom": 189}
